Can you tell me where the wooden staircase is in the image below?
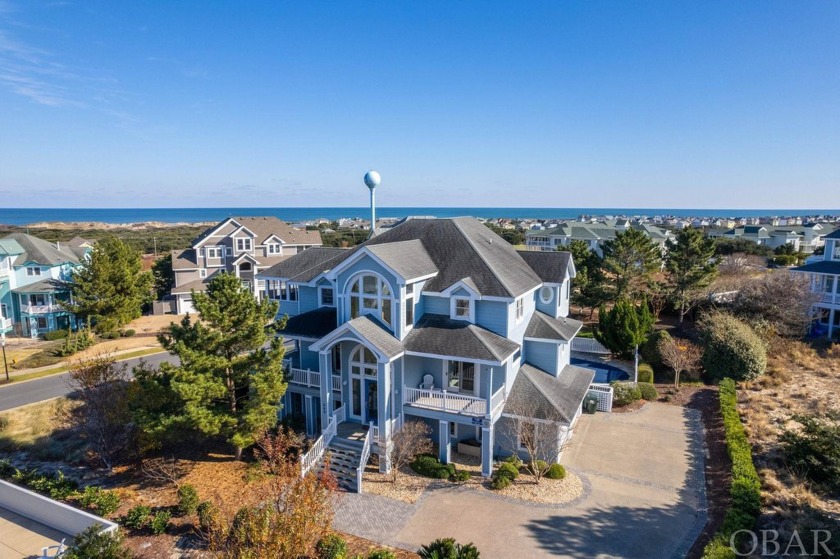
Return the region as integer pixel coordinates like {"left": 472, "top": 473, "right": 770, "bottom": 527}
{"left": 315, "top": 437, "right": 365, "bottom": 491}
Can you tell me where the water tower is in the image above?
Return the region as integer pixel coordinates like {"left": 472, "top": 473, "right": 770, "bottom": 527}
{"left": 364, "top": 170, "right": 381, "bottom": 238}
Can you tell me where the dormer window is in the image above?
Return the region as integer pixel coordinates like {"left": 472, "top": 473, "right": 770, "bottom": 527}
{"left": 451, "top": 297, "right": 473, "bottom": 322}
{"left": 236, "top": 238, "right": 253, "bottom": 252}
{"left": 27, "top": 267, "right": 42, "bottom": 276}
{"left": 206, "top": 247, "right": 223, "bottom": 259}
{"left": 267, "top": 244, "right": 282, "bottom": 255}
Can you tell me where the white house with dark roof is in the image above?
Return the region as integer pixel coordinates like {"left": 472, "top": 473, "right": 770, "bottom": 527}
{"left": 0, "top": 233, "right": 92, "bottom": 337}
{"left": 792, "top": 228, "right": 840, "bottom": 338}
{"left": 170, "top": 216, "right": 322, "bottom": 314}
{"left": 525, "top": 221, "right": 674, "bottom": 256}
{"left": 258, "top": 216, "right": 598, "bottom": 491}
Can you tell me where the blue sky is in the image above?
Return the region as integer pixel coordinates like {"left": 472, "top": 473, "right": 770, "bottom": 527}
{"left": 0, "top": 1, "right": 838, "bottom": 209}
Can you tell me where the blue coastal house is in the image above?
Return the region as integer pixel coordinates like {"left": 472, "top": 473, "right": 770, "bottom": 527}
{"left": 0, "top": 234, "right": 92, "bottom": 338}
{"left": 258, "top": 216, "right": 599, "bottom": 490}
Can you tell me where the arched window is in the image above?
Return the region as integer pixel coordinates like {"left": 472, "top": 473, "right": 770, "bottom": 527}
{"left": 348, "top": 274, "right": 393, "bottom": 327}
{"left": 349, "top": 344, "right": 377, "bottom": 377}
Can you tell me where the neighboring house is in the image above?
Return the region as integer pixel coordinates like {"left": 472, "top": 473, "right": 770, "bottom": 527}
{"left": 0, "top": 234, "right": 92, "bottom": 338}
{"left": 170, "top": 217, "right": 322, "bottom": 315}
{"left": 792, "top": 229, "right": 840, "bottom": 338}
{"left": 710, "top": 223, "right": 836, "bottom": 253}
{"left": 525, "top": 221, "right": 674, "bottom": 256}
{"left": 259, "top": 216, "right": 596, "bottom": 489}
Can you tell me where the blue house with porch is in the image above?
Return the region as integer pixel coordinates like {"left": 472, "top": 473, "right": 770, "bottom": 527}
{"left": 258, "top": 217, "right": 596, "bottom": 491}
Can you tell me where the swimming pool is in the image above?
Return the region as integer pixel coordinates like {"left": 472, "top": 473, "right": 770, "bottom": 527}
{"left": 571, "top": 357, "right": 630, "bottom": 384}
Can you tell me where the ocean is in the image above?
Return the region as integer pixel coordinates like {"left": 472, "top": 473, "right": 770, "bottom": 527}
{"left": 1, "top": 207, "right": 838, "bottom": 227}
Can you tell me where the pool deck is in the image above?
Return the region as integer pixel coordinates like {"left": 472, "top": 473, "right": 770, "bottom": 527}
{"left": 0, "top": 506, "right": 71, "bottom": 558}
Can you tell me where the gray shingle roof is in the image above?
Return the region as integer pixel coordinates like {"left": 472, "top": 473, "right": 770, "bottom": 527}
{"left": 345, "top": 315, "right": 404, "bottom": 360}
{"left": 258, "top": 248, "right": 349, "bottom": 282}
{"left": 278, "top": 307, "right": 337, "bottom": 339}
{"left": 793, "top": 261, "right": 840, "bottom": 274}
{"left": 525, "top": 311, "right": 582, "bottom": 342}
{"left": 365, "top": 240, "right": 438, "bottom": 280}
{"left": 171, "top": 278, "right": 210, "bottom": 295}
{"left": 516, "top": 251, "right": 572, "bottom": 283}
{"left": 504, "top": 363, "right": 595, "bottom": 423}
{"left": 404, "top": 314, "right": 520, "bottom": 363}
{"left": 826, "top": 229, "right": 840, "bottom": 240}
{"left": 2, "top": 233, "right": 81, "bottom": 266}
{"left": 260, "top": 217, "right": 543, "bottom": 298}
{"left": 171, "top": 249, "right": 199, "bottom": 270}
{"left": 192, "top": 216, "right": 322, "bottom": 247}
{"left": 12, "top": 278, "right": 66, "bottom": 294}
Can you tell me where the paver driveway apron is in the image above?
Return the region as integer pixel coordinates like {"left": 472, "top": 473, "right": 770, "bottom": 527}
{"left": 334, "top": 402, "right": 706, "bottom": 559}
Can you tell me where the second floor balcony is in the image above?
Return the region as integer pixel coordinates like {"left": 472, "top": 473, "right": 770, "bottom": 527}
{"left": 21, "top": 303, "right": 65, "bottom": 314}
{"left": 403, "top": 384, "right": 505, "bottom": 417}
{"left": 283, "top": 360, "right": 341, "bottom": 392}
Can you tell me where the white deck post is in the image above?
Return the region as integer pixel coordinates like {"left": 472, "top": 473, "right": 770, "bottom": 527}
{"left": 304, "top": 395, "right": 314, "bottom": 437}
{"left": 319, "top": 349, "right": 331, "bottom": 433}
{"left": 378, "top": 361, "right": 392, "bottom": 473}
{"left": 439, "top": 420, "right": 450, "bottom": 464}
{"left": 481, "top": 425, "right": 494, "bottom": 477}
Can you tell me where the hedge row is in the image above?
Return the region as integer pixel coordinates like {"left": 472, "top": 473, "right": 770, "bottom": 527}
{"left": 702, "top": 379, "right": 762, "bottom": 559}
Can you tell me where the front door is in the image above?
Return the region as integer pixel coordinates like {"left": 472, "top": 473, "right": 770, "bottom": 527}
{"left": 365, "top": 379, "right": 378, "bottom": 425}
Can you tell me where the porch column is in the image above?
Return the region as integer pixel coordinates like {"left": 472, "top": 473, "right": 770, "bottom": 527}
{"left": 481, "top": 425, "right": 494, "bottom": 477}
{"left": 319, "top": 350, "right": 331, "bottom": 432}
{"left": 304, "top": 395, "right": 315, "bottom": 437}
{"left": 439, "top": 420, "right": 450, "bottom": 464}
{"left": 829, "top": 309, "right": 836, "bottom": 339}
{"left": 378, "top": 361, "right": 392, "bottom": 473}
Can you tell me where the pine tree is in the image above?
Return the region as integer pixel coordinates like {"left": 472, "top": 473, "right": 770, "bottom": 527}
{"left": 600, "top": 228, "right": 662, "bottom": 301}
{"left": 63, "top": 236, "right": 152, "bottom": 333}
{"left": 665, "top": 228, "right": 718, "bottom": 324}
{"left": 595, "top": 297, "right": 654, "bottom": 359}
{"left": 158, "top": 273, "right": 286, "bottom": 460}
{"left": 557, "top": 240, "right": 608, "bottom": 318}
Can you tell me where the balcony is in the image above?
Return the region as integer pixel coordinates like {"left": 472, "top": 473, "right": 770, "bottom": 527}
{"left": 403, "top": 385, "right": 505, "bottom": 417}
{"left": 821, "top": 293, "right": 840, "bottom": 305}
{"left": 21, "top": 304, "right": 64, "bottom": 314}
{"left": 285, "top": 365, "right": 341, "bottom": 392}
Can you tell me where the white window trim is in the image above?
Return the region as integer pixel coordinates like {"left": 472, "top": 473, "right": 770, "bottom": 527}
{"left": 199, "top": 269, "right": 207, "bottom": 278}
{"left": 444, "top": 359, "right": 478, "bottom": 395}
{"left": 539, "top": 286, "right": 553, "bottom": 304}
{"left": 450, "top": 296, "right": 474, "bottom": 323}
{"left": 319, "top": 286, "right": 335, "bottom": 307}
{"left": 235, "top": 237, "right": 253, "bottom": 252}
{"left": 515, "top": 297, "right": 525, "bottom": 323}
{"left": 27, "top": 267, "right": 42, "bottom": 276}
{"left": 347, "top": 273, "right": 395, "bottom": 329}
{"left": 267, "top": 243, "right": 282, "bottom": 255}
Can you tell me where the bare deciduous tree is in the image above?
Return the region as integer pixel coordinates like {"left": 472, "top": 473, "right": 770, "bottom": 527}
{"left": 389, "top": 420, "right": 433, "bottom": 484}
{"left": 658, "top": 336, "right": 702, "bottom": 387}
{"left": 140, "top": 456, "right": 194, "bottom": 489}
{"left": 504, "top": 400, "right": 564, "bottom": 484}
{"left": 733, "top": 271, "right": 820, "bottom": 337}
{"left": 66, "top": 354, "right": 134, "bottom": 469}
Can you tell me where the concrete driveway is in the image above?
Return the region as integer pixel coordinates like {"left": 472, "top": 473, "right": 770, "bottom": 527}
{"left": 335, "top": 403, "right": 707, "bottom": 559}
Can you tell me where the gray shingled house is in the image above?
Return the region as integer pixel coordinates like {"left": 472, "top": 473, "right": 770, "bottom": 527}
{"left": 258, "top": 217, "right": 599, "bottom": 491}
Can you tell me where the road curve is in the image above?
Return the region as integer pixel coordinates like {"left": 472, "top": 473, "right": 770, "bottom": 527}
{"left": 0, "top": 352, "right": 178, "bottom": 412}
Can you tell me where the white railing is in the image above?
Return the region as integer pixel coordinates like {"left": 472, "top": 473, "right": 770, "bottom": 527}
{"left": 571, "top": 337, "right": 611, "bottom": 355}
{"left": 299, "top": 404, "right": 344, "bottom": 478}
{"left": 821, "top": 293, "right": 840, "bottom": 304}
{"left": 289, "top": 367, "right": 321, "bottom": 388}
{"left": 490, "top": 384, "right": 506, "bottom": 412}
{"left": 588, "top": 383, "right": 614, "bottom": 412}
{"left": 403, "top": 386, "right": 488, "bottom": 415}
{"left": 335, "top": 404, "right": 346, "bottom": 424}
{"left": 332, "top": 374, "right": 341, "bottom": 393}
{"left": 21, "top": 304, "right": 63, "bottom": 314}
{"left": 371, "top": 423, "right": 380, "bottom": 445}
{"left": 0, "top": 317, "right": 11, "bottom": 331}
{"left": 355, "top": 422, "right": 374, "bottom": 493}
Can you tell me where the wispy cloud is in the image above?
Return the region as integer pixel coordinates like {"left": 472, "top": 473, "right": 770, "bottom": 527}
{"left": 0, "top": 5, "right": 133, "bottom": 117}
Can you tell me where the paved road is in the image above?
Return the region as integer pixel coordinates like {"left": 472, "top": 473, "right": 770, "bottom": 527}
{"left": 0, "top": 352, "right": 178, "bottom": 412}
